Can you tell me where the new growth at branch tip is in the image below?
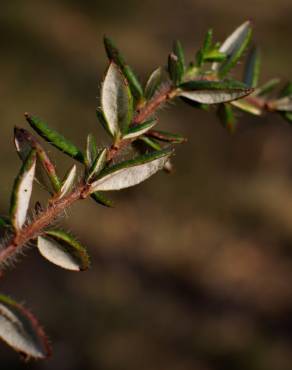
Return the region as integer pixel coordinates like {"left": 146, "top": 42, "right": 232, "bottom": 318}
{"left": 0, "top": 20, "right": 291, "bottom": 360}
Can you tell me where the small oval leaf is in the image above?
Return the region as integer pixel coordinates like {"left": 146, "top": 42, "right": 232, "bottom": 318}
{"left": 58, "top": 165, "right": 77, "bottom": 199}
{"left": 10, "top": 150, "right": 36, "bottom": 231}
{"left": 231, "top": 99, "right": 262, "bottom": 115}
{"left": 0, "top": 294, "right": 51, "bottom": 359}
{"left": 144, "top": 67, "right": 169, "bottom": 100}
{"left": 25, "top": 114, "right": 84, "bottom": 162}
{"left": 90, "top": 148, "right": 172, "bottom": 192}
{"left": 123, "top": 119, "right": 157, "bottom": 140}
{"left": 38, "top": 230, "right": 90, "bottom": 271}
{"left": 87, "top": 148, "right": 107, "bottom": 182}
{"left": 244, "top": 47, "right": 261, "bottom": 88}
{"left": 85, "top": 133, "right": 97, "bottom": 168}
{"left": 274, "top": 96, "right": 292, "bottom": 112}
{"left": 101, "top": 63, "right": 133, "bottom": 137}
{"left": 212, "top": 21, "right": 252, "bottom": 74}
{"left": 179, "top": 80, "right": 252, "bottom": 104}
{"left": 146, "top": 129, "right": 187, "bottom": 144}
{"left": 14, "top": 127, "right": 61, "bottom": 193}
{"left": 103, "top": 36, "right": 144, "bottom": 99}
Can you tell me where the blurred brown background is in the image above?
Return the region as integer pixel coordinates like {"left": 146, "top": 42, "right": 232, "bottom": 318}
{"left": 1, "top": 1, "right": 292, "bottom": 369}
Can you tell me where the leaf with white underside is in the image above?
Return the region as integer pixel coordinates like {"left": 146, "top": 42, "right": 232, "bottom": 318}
{"left": 123, "top": 119, "right": 157, "bottom": 140}
{"left": 87, "top": 148, "right": 107, "bottom": 182}
{"left": 274, "top": 96, "right": 292, "bottom": 111}
{"left": 90, "top": 148, "right": 172, "bottom": 192}
{"left": 85, "top": 133, "right": 97, "bottom": 167}
{"left": 58, "top": 165, "right": 76, "bottom": 199}
{"left": 101, "top": 62, "right": 133, "bottom": 137}
{"left": 145, "top": 67, "right": 169, "bottom": 99}
{"left": 231, "top": 99, "right": 262, "bottom": 115}
{"left": 14, "top": 127, "right": 61, "bottom": 193}
{"left": 212, "top": 21, "right": 252, "bottom": 73}
{"left": 0, "top": 294, "right": 51, "bottom": 359}
{"left": 37, "top": 230, "right": 90, "bottom": 271}
{"left": 178, "top": 80, "right": 252, "bottom": 104}
{"left": 10, "top": 150, "right": 36, "bottom": 231}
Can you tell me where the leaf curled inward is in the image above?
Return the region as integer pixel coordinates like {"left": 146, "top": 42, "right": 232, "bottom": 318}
{"left": 0, "top": 294, "right": 51, "bottom": 359}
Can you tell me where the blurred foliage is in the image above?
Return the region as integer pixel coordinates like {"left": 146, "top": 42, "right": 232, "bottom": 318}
{"left": 1, "top": 0, "right": 292, "bottom": 369}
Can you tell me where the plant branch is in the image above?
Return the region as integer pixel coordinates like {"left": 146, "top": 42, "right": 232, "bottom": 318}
{"left": 0, "top": 85, "right": 177, "bottom": 268}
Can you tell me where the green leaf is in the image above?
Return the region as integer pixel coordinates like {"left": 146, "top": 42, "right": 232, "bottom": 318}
{"left": 123, "top": 119, "right": 157, "bottom": 140}
{"left": 231, "top": 99, "right": 262, "bottom": 115}
{"left": 85, "top": 133, "right": 97, "bottom": 168}
{"left": 0, "top": 294, "right": 51, "bottom": 359}
{"left": 103, "top": 36, "right": 144, "bottom": 99}
{"left": 101, "top": 63, "right": 134, "bottom": 137}
{"left": 144, "top": 67, "right": 169, "bottom": 100}
{"left": 87, "top": 148, "right": 107, "bottom": 182}
{"left": 244, "top": 47, "right": 261, "bottom": 88}
{"left": 0, "top": 216, "right": 10, "bottom": 228}
{"left": 253, "top": 78, "right": 280, "bottom": 97}
{"left": 213, "top": 21, "right": 252, "bottom": 77}
{"left": 37, "top": 230, "right": 90, "bottom": 271}
{"left": 203, "top": 49, "right": 226, "bottom": 63}
{"left": 138, "top": 136, "right": 162, "bottom": 151}
{"left": 196, "top": 29, "right": 213, "bottom": 67}
{"left": 146, "top": 129, "right": 187, "bottom": 144}
{"left": 178, "top": 80, "right": 252, "bottom": 104}
{"left": 280, "top": 82, "right": 292, "bottom": 97}
{"left": 90, "top": 148, "right": 173, "bottom": 192}
{"left": 173, "top": 40, "right": 185, "bottom": 72}
{"left": 58, "top": 165, "right": 77, "bottom": 199}
{"left": 168, "top": 53, "right": 183, "bottom": 85}
{"left": 281, "top": 111, "right": 292, "bottom": 123}
{"left": 90, "top": 192, "right": 114, "bottom": 207}
{"left": 14, "top": 127, "right": 61, "bottom": 193}
{"left": 218, "top": 103, "right": 237, "bottom": 133}
{"left": 10, "top": 150, "right": 36, "bottom": 231}
{"left": 25, "top": 114, "right": 84, "bottom": 162}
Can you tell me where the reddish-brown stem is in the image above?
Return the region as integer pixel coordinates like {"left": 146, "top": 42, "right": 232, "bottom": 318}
{"left": 0, "top": 80, "right": 278, "bottom": 268}
{"left": 0, "top": 186, "right": 84, "bottom": 265}
{"left": 0, "top": 86, "right": 177, "bottom": 268}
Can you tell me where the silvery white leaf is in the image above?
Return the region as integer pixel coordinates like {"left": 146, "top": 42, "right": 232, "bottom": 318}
{"left": 179, "top": 89, "right": 250, "bottom": 104}
{"left": 37, "top": 231, "right": 89, "bottom": 271}
{"left": 90, "top": 150, "right": 171, "bottom": 192}
{"left": 123, "top": 119, "right": 157, "bottom": 140}
{"left": 87, "top": 148, "right": 107, "bottom": 182}
{"left": 10, "top": 151, "right": 36, "bottom": 230}
{"left": 0, "top": 295, "right": 50, "bottom": 359}
{"left": 274, "top": 96, "right": 292, "bottom": 111}
{"left": 231, "top": 99, "right": 262, "bottom": 115}
{"left": 101, "top": 62, "right": 133, "bottom": 137}
{"left": 38, "top": 237, "right": 79, "bottom": 271}
{"left": 212, "top": 21, "right": 251, "bottom": 71}
{"left": 58, "top": 165, "right": 76, "bottom": 198}
{"left": 145, "top": 67, "right": 169, "bottom": 99}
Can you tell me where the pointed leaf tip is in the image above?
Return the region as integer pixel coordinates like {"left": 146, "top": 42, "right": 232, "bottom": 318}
{"left": 212, "top": 21, "right": 252, "bottom": 76}
{"left": 0, "top": 294, "right": 51, "bottom": 359}
{"left": 101, "top": 62, "right": 133, "bottom": 137}
{"left": 10, "top": 150, "right": 36, "bottom": 230}
{"left": 58, "top": 165, "right": 77, "bottom": 199}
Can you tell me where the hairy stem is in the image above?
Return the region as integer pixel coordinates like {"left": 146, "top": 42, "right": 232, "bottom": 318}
{"left": 0, "top": 86, "right": 177, "bottom": 268}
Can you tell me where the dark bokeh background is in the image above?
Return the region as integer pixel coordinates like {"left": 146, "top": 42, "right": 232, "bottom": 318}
{"left": 1, "top": 1, "right": 292, "bottom": 369}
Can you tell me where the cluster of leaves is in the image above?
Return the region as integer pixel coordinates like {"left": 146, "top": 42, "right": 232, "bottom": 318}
{"left": 0, "top": 21, "right": 291, "bottom": 360}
